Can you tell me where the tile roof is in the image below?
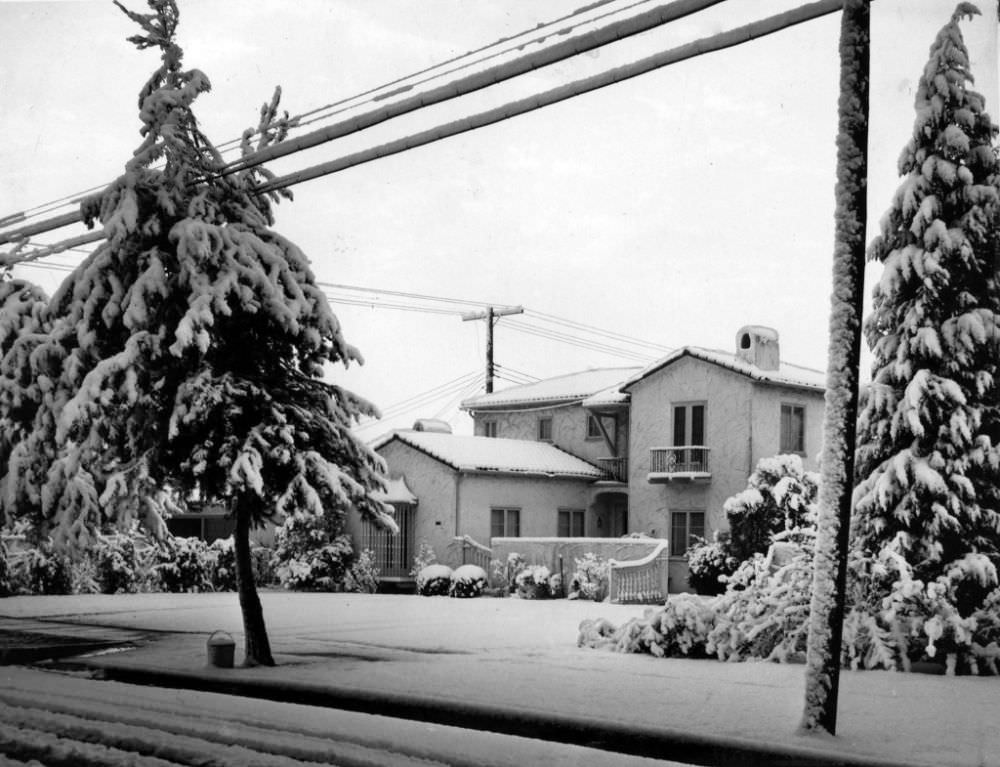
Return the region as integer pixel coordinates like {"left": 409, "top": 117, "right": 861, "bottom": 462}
{"left": 373, "top": 431, "right": 604, "bottom": 478}
{"left": 460, "top": 367, "right": 641, "bottom": 411}
{"left": 622, "top": 347, "right": 826, "bottom": 392}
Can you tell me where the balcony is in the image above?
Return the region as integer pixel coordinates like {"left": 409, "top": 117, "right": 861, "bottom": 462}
{"left": 648, "top": 446, "right": 711, "bottom": 483}
{"left": 595, "top": 456, "right": 627, "bottom": 482}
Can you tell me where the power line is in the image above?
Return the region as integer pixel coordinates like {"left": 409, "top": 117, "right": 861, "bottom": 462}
{"left": 524, "top": 308, "right": 674, "bottom": 353}
{"left": 320, "top": 281, "right": 517, "bottom": 311}
{"left": 503, "top": 319, "right": 658, "bottom": 362}
{"left": 1, "top": 0, "right": 723, "bottom": 243}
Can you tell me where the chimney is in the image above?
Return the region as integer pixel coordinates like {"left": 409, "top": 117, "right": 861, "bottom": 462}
{"left": 735, "top": 325, "right": 780, "bottom": 371}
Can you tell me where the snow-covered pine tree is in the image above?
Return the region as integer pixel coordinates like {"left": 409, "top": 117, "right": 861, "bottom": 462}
{"left": 3, "top": 0, "right": 394, "bottom": 665}
{"left": 852, "top": 2, "right": 1000, "bottom": 613}
{"left": 0, "top": 277, "right": 51, "bottom": 537}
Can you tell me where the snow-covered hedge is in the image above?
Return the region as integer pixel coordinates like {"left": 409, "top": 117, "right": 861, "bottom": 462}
{"left": 580, "top": 536, "right": 1000, "bottom": 674}
{"left": 450, "top": 564, "right": 488, "bottom": 598}
{"left": 417, "top": 564, "right": 454, "bottom": 596}
{"left": 149, "top": 536, "right": 215, "bottom": 593}
{"left": 568, "top": 553, "right": 609, "bottom": 601}
{"left": 514, "top": 564, "right": 556, "bottom": 599}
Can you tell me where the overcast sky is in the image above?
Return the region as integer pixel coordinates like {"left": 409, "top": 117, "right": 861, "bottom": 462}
{"left": 1, "top": 0, "right": 997, "bottom": 437}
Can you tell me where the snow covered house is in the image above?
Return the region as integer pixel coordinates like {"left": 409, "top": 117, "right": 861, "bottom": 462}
{"left": 352, "top": 325, "right": 824, "bottom": 591}
{"left": 458, "top": 325, "right": 826, "bottom": 591}
{"left": 347, "top": 430, "right": 604, "bottom": 587}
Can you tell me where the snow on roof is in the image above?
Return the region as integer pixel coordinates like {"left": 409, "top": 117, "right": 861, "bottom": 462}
{"left": 581, "top": 382, "right": 631, "bottom": 408}
{"left": 622, "top": 346, "right": 826, "bottom": 392}
{"left": 375, "top": 431, "right": 604, "bottom": 478}
{"left": 372, "top": 476, "right": 418, "bottom": 505}
{"left": 460, "top": 367, "right": 641, "bottom": 411}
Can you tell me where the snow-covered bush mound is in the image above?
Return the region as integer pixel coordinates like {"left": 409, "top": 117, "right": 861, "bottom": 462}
{"left": 417, "top": 564, "right": 453, "bottom": 596}
{"left": 514, "top": 564, "right": 552, "bottom": 599}
{"left": 449, "top": 564, "right": 488, "bottom": 598}
{"left": 568, "top": 553, "right": 609, "bottom": 601}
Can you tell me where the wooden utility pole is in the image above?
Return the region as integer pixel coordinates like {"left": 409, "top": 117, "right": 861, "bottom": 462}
{"left": 800, "top": 0, "right": 869, "bottom": 736}
{"left": 461, "top": 305, "right": 523, "bottom": 393}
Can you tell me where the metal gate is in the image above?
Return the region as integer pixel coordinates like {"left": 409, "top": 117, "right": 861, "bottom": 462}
{"left": 362, "top": 503, "right": 415, "bottom": 580}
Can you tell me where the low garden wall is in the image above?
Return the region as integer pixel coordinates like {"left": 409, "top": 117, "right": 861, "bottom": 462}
{"left": 491, "top": 537, "right": 669, "bottom": 582}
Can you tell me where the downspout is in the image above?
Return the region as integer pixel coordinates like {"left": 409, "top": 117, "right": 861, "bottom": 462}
{"left": 748, "top": 384, "right": 755, "bottom": 476}
{"left": 454, "top": 472, "right": 462, "bottom": 537}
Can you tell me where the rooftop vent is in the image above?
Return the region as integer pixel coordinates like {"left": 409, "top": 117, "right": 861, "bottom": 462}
{"left": 412, "top": 418, "right": 453, "bottom": 434}
{"left": 735, "top": 325, "right": 780, "bottom": 371}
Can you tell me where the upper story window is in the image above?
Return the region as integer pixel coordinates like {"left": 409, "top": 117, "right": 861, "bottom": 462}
{"left": 673, "top": 403, "right": 706, "bottom": 447}
{"left": 483, "top": 420, "right": 499, "bottom": 438}
{"left": 537, "top": 417, "right": 553, "bottom": 442}
{"left": 781, "top": 404, "right": 806, "bottom": 455}
{"left": 586, "top": 414, "right": 602, "bottom": 439}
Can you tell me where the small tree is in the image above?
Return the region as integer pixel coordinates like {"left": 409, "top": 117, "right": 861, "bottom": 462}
{"left": 687, "top": 454, "right": 818, "bottom": 593}
{"left": 1, "top": 1, "right": 394, "bottom": 664}
{"left": 723, "top": 454, "right": 819, "bottom": 562}
{"left": 852, "top": 2, "right": 1000, "bottom": 609}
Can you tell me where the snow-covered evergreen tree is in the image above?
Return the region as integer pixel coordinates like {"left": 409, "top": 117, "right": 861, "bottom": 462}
{"left": 0, "top": 278, "right": 50, "bottom": 537}
{"left": 2, "top": 0, "right": 394, "bottom": 665}
{"left": 852, "top": 2, "right": 1000, "bottom": 612}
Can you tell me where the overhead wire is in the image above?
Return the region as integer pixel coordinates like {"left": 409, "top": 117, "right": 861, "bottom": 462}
{"left": 524, "top": 308, "right": 674, "bottom": 353}
{"left": 2, "top": 0, "right": 741, "bottom": 249}
{"left": 504, "top": 318, "right": 659, "bottom": 362}
{"left": 0, "top": 0, "right": 701, "bottom": 238}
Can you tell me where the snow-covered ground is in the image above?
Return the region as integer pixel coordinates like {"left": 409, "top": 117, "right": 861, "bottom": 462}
{"left": 2, "top": 592, "right": 999, "bottom": 766}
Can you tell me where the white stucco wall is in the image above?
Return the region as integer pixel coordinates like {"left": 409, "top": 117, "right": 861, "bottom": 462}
{"left": 625, "top": 355, "right": 825, "bottom": 591}
{"left": 471, "top": 404, "right": 622, "bottom": 465}
{"left": 358, "top": 437, "right": 597, "bottom": 567}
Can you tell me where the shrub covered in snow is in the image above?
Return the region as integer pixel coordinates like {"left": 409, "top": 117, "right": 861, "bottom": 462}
{"left": 148, "top": 536, "right": 214, "bottom": 593}
{"left": 493, "top": 552, "right": 527, "bottom": 595}
{"left": 722, "top": 454, "right": 819, "bottom": 563}
{"left": 410, "top": 539, "right": 438, "bottom": 578}
{"left": 92, "top": 534, "right": 142, "bottom": 595}
{"left": 450, "top": 564, "right": 488, "bottom": 598}
{"left": 417, "top": 564, "right": 453, "bottom": 596}
{"left": 8, "top": 543, "right": 73, "bottom": 596}
{"left": 273, "top": 506, "right": 356, "bottom": 592}
{"left": 685, "top": 533, "right": 738, "bottom": 596}
{"left": 514, "top": 564, "right": 553, "bottom": 599}
{"left": 568, "top": 553, "right": 609, "bottom": 601}
{"left": 685, "top": 454, "right": 818, "bottom": 594}
{"left": 344, "top": 548, "right": 380, "bottom": 594}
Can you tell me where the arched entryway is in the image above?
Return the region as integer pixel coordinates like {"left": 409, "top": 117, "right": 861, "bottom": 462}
{"left": 590, "top": 490, "right": 628, "bottom": 538}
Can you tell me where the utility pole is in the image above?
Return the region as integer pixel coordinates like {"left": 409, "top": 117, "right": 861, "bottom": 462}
{"left": 461, "top": 305, "right": 523, "bottom": 393}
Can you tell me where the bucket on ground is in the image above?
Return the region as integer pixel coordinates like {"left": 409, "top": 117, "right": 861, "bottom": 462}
{"left": 206, "top": 630, "right": 235, "bottom": 668}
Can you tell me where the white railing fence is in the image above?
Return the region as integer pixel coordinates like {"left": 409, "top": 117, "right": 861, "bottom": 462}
{"left": 608, "top": 540, "right": 670, "bottom": 604}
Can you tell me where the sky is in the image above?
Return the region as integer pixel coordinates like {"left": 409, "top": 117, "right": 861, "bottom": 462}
{"left": 1, "top": 0, "right": 997, "bottom": 439}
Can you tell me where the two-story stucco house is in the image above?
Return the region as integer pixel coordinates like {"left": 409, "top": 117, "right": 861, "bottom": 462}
{"left": 359, "top": 326, "right": 825, "bottom": 591}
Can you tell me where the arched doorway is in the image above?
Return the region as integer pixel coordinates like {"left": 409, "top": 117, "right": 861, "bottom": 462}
{"left": 591, "top": 491, "right": 628, "bottom": 538}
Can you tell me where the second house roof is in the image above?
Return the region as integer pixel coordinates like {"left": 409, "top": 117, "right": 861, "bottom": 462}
{"left": 373, "top": 431, "right": 604, "bottom": 478}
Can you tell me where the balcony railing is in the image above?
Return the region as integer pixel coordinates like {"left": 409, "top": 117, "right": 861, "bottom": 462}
{"left": 648, "top": 446, "right": 711, "bottom": 482}
{"left": 595, "top": 456, "right": 627, "bottom": 482}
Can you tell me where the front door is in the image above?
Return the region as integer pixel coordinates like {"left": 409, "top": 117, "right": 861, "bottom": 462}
{"left": 608, "top": 500, "right": 628, "bottom": 537}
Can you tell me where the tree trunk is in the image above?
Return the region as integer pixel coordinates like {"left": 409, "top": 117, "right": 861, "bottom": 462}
{"left": 800, "top": 0, "right": 869, "bottom": 736}
{"left": 233, "top": 494, "right": 275, "bottom": 667}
